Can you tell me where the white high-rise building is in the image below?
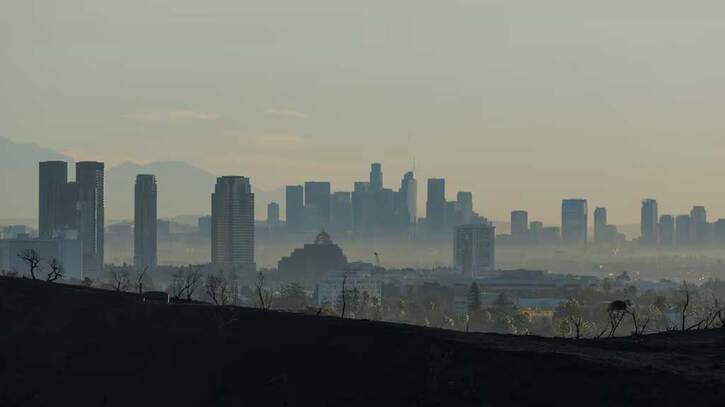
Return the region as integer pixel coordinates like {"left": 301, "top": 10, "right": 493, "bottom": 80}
{"left": 453, "top": 222, "right": 495, "bottom": 278}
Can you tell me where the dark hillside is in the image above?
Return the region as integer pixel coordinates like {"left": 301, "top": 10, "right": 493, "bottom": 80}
{"left": 1, "top": 276, "right": 724, "bottom": 406}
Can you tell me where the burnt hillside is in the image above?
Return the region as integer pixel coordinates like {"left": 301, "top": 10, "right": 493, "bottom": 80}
{"left": 1, "top": 276, "right": 724, "bottom": 406}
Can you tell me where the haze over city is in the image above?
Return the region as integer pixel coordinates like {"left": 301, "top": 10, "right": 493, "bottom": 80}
{"left": 4, "top": 0, "right": 725, "bottom": 223}
{"left": 4, "top": 2, "right": 725, "bottom": 406}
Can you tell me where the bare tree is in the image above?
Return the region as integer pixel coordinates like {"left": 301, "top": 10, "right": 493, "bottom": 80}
{"left": 205, "top": 272, "right": 233, "bottom": 306}
{"left": 606, "top": 300, "right": 628, "bottom": 338}
{"left": 46, "top": 258, "right": 64, "bottom": 282}
{"left": 340, "top": 273, "right": 348, "bottom": 319}
{"left": 17, "top": 249, "right": 42, "bottom": 280}
{"left": 255, "top": 271, "right": 272, "bottom": 310}
{"left": 182, "top": 266, "right": 203, "bottom": 301}
{"left": 109, "top": 267, "right": 131, "bottom": 292}
{"left": 680, "top": 281, "right": 690, "bottom": 331}
{"left": 627, "top": 305, "right": 650, "bottom": 336}
{"left": 134, "top": 267, "right": 149, "bottom": 296}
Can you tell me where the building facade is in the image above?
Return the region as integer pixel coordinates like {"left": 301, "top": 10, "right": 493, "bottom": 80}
{"left": 134, "top": 174, "right": 157, "bottom": 272}
{"left": 453, "top": 222, "right": 496, "bottom": 278}
{"left": 211, "top": 176, "right": 255, "bottom": 271}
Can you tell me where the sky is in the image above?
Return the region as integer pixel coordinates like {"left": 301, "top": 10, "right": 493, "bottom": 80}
{"left": 2, "top": 0, "right": 725, "bottom": 224}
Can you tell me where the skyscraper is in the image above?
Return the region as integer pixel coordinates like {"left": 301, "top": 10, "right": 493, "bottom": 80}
{"left": 398, "top": 171, "right": 417, "bottom": 227}
{"left": 267, "top": 202, "right": 280, "bottom": 225}
{"left": 76, "top": 161, "right": 105, "bottom": 276}
{"left": 426, "top": 178, "right": 446, "bottom": 234}
{"left": 593, "top": 207, "right": 607, "bottom": 244}
{"left": 658, "top": 215, "right": 675, "bottom": 245}
{"left": 134, "top": 174, "right": 157, "bottom": 272}
{"left": 369, "top": 163, "right": 383, "bottom": 192}
{"left": 561, "top": 199, "right": 587, "bottom": 245}
{"left": 529, "top": 221, "right": 543, "bottom": 243}
{"left": 285, "top": 185, "right": 303, "bottom": 232}
{"left": 352, "top": 182, "right": 374, "bottom": 237}
{"left": 211, "top": 176, "right": 255, "bottom": 271}
{"left": 304, "top": 181, "right": 331, "bottom": 228}
{"left": 453, "top": 222, "right": 495, "bottom": 278}
{"left": 510, "top": 210, "right": 529, "bottom": 241}
{"left": 640, "top": 199, "right": 658, "bottom": 246}
{"left": 690, "top": 206, "right": 707, "bottom": 244}
{"left": 675, "top": 215, "right": 692, "bottom": 246}
{"left": 457, "top": 192, "right": 473, "bottom": 225}
{"left": 330, "top": 191, "right": 353, "bottom": 232}
{"left": 38, "top": 161, "right": 68, "bottom": 239}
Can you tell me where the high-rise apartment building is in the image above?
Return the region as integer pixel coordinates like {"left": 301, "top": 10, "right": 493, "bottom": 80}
{"left": 211, "top": 176, "right": 255, "bottom": 271}
{"left": 561, "top": 199, "right": 587, "bottom": 245}
{"left": 134, "top": 174, "right": 157, "bottom": 272}
{"left": 38, "top": 161, "right": 69, "bottom": 239}
{"left": 75, "top": 161, "right": 105, "bottom": 276}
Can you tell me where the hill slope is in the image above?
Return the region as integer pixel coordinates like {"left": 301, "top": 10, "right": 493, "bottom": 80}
{"left": 1, "top": 276, "right": 724, "bottom": 406}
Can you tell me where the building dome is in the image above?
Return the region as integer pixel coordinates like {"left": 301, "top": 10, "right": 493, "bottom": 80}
{"left": 314, "top": 229, "right": 333, "bottom": 245}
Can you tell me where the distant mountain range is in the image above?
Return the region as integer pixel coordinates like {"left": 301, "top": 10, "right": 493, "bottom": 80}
{"left": 0, "top": 136, "right": 284, "bottom": 223}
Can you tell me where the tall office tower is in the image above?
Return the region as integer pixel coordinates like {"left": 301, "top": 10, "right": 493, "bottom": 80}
{"left": 134, "top": 175, "right": 157, "bottom": 272}
{"left": 690, "top": 206, "right": 708, "bottom": 244}
{"left": 453, "top": 222, "right": 496, "bottom": 278}
{"left": 375, "top": 188, "right": 396, "bottom": 230}
{"left": 640, "top": 199, "right": 658, "bottom": 246}
{"left": 369, "top": 163, "right": 383, "bottom": 192}
{"left": 529, "top": 221, "right": 543, "bottom": 242}
{"left": 426, "top": 178, "right": 446, "bottom": 233}
{"left": 330, "top": 191, "right": 353, "bottom": 232}
{"left": 304, "top": 181, "right": 331, "bottom": 228}
{"left": 675, "top": 215, "right": 692, "bottom": 246}
{"left": 561, "top": 199, "right": 588, "bottom": 245}
{"left": 398, "top": 171, "right": 417, "bottom": 227}
{"left": 39, "top": 161, "right": 69, "bottom": 239}
{"left": 510, "top": 210, "right": 529, "bottom": 241}
{"left": 352, "top": 182, "right": 374, "bottom": 237}
{"left": 658, "top": 215, "right": 675, "bottom": 245}
{"left": 593, "top": 207, "right": 607, "bottom": 244}
{"left": 267, "top": 202, "right": 280, "bottom": 225}
{"left": 76, "top": 161, "right": 105, "bottom": 276}
{"left": 211, "top": 176, "right": 255, "bottom": 271}
{"left": 457, "top": 192, "right": 473, "bottom": 225}
{"left": 285, "top": 185, "right": 304, "bottom": 232}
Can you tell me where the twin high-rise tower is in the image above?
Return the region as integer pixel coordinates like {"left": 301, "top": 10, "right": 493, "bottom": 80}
{"left": 39, "top": 161, "right": 105, "bottom": 277}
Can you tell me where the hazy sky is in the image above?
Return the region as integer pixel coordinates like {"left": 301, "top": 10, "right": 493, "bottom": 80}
{"left": 2, "top": 0, "right": 725, "bottom": 223}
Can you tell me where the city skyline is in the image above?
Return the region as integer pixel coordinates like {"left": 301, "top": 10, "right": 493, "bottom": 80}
{"left": 4, "top": 1, "right": 725, "bottom": 224}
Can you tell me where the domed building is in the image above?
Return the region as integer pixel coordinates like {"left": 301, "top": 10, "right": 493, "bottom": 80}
{"left": 277, "top": 230, "right": 348, "bottom": 285}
